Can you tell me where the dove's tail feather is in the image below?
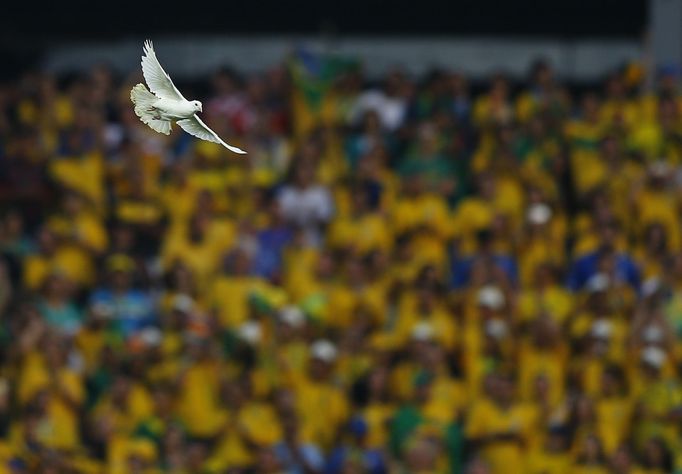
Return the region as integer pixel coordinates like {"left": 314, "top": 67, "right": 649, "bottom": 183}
{"left": 130, "top": 83, "right": 171, "bottom": 135}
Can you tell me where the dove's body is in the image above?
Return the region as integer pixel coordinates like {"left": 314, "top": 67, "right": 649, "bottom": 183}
{"left": 149, "top": 98, "right": 198, "bottom": 121}
{"left": 130, "top": 40, "right": 246, "bottom": 154}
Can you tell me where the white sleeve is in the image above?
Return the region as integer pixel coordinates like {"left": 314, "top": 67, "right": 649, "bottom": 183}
{"left": 314, "top": 187, "right": 334, "bottom": 222}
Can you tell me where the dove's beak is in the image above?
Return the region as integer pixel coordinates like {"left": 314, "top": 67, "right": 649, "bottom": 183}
{"left": 199, "top": 104, "right": 203, "bottom": 112}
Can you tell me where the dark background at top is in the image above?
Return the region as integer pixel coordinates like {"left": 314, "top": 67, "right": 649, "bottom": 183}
{"left": 2, "top": 0, "right": 647, "bottom": 39}
{"left": 0, "top": 0, "right": 648, "bottom": 79}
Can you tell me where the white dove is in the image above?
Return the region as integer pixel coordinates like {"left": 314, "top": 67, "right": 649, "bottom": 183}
{"left": 130, "top": 40, "right": 246, "bottom": 154}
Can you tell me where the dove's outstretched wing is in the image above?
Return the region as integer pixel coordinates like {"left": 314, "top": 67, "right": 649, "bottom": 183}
{"left": 177, "top": 115, "right": 247, "bottom": 154}
{"left": 141, "top": 40, "right": 185, "bottom": 101}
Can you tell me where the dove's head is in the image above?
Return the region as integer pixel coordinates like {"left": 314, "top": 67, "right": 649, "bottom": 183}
{"left": 191, "top": 100, "right": 203, "bottom": 112}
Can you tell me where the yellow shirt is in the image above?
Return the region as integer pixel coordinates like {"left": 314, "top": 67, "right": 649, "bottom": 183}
{"left": 49, "top": 151, "right": 105, "bottom": 210}
{"left": 392, "top": 306, "right": 458, "bottom": 350}
{"left": 466, "top": 399, "right": 530, "bottom": 474}
{"left": 175, "top": 361, "right": 226, "bottom": 437}
{"left": 392, "top": 193, "right": 452, "bottom": 239}
{"left": 328, "top": 213, "right": 392, "bottom": 254}
{"left": 209, "top": 275, "right": 268, "bottom": 328}
{"left": 38, "top": 395, "right": 82, "bottom": 450}
{"left": 635, "top": 189, "right": 681, "bottom": 251}
{"left": 595, "top": 396, "right": 633, "bottom": 454}
{"left": 92, "top": 383, "right": 154, "bottom": 436}
{"left": 362, "top": 402, "right": 395, "bottom": 448}
{"left": 517, "top": 286, "right": 574, "bottom": 324}
{"left": 46, "top": 212, "right": 108, "bottom": 286}
{"left": 421, "top": 374, "right": 468, "bottom": 425}
{"left": 293, "top": 376, "right": 349, "bottom": 449}
{"left": 518, "top": 342, "right": 567, "bottom": 407}
{"left": 115, "top": 198, "right": 163, "bottom": 226}
{"left": 570, "top": 464, "right": 609, "bottom": 474}
{"left": 160, "top": 181, "right": 200, "bottom": 226}
{"left": 161, "top": 219, "right": 235, "bottom": 286}
{"left": 17, "top": 352, "right": 83, "bottom": 407}
{"left": 525, "top": 449, "right": 571, "bottom": 474}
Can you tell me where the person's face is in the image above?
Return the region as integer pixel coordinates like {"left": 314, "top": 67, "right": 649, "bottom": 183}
{"left": 450, "top": 73, "right": 468, "bottom": 96}
{"left": 110, "top": 270, "right": 132, "bottom": 291}
{"left": 4, "top": 212, "right": 23, "bottom": 236}
{"left": 213, "top": 72, "right": 236, "bottom": 95}
{"left": 597, "top": 224, "right": 618, "bottom": 249}
{"left": 309, "top": 358, "right": 331, "bottom": 381}
{"left": 351, "top": 190, "right": 369, "bottom": 215}
{"left": 575, "top": 396, "right": 595, "bottom": 422}
{"left": 418, "top": 124, "right": 438, "bottom": 154}
{"left": 405, "top": 439, "right": 437, "bottom": 470}
{"left": 282, "top": 415, "right": 299, "bottom": 440}
{"left": 582, "top": 94, "right": 600, "bottom": 121}
{"left": 610, "top": 445, "right": 633, "bottom": 471}
{"left": 222, "top": 381, "right": 246, "bottom": 407}
{"left": 546, "top": 431, "right": 567, "bottom": 452}
{"left": 315, "top": 253, "right": 335, "bottom": 278}
{"left": 363, "top": 111, "right": 381, "bottom": 132}
{"left": 607, "top": 76, "right": 625, "bottom": 98}
{"left": 491, "top": 78, "right": 508, "bottom": 100}
{"left": 535, "top": 64, "right": 553, "bottom": 87}
{"left": 643, "top": 439, "right": 664, "bottom": 465}
{"left": 186, "top": 443, "right": 208, "bottom": 469}
{"left": 589, "top": 335, "right": 610, "bottom": 357}
{"left": 163, "top": 425, "right": 185, "bottom": 450}
{"left": 600, "top": 371, "right": 619, "bottom": 396}
{"left": 582, "top": 436, "right": 601, "bottom": 461}
{"left": 368, "top": 367, "right": 388, "bottom": 397}
{"left": 111, "top": 377, "right": 131, "bottom": 405}
{"left": 44, "top": 338, "right": 65, "bottom": 368}
{"left": 233, "top": 251, "right": 252, "bottom": 275}
{"left": 44, "top": 274, "right": 68, "bottom": 298}
{"left": 490, "top": 375, "right": 514, "bottom": 405}
{"left": 188, "top": 214, "right": 209, "bottom": 242}
{"left": 416, "top": 287, "right": 436, "bottom": 312}
{"left": 294, "top": 163, "right": 315, "bottom": 187}
{"left": 38, "top": 228, "right": 56, "bottom": 254}
{"left": 533, "top": 375, "right": 550, "bottom": 400}
{"left": 477, "top": 174, "right": 495, "bottom": 199}
{"left": 256, "top": 447, "right": 281, "bottom": 473}
{"left": 153, "top": 389, "right": 173, "bottom": 416}
{"left": 533, "top": 264, "right": 553, "bottom": 287}
{"left": 645, "top": 224, "right": 666, "bottom": 250}
{"left": 274, "top": 389, "right": 296, "bottom": 414}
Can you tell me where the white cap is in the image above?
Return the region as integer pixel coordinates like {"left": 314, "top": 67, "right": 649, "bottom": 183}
{"left": 591, "top": 319, "right": 613, "bottom": 339}
{"left": 586, "top": 273, "right": 610, "bottom": 293}
{"left": 237, "top": 321, "right": 262, "bottom": 345}
{"left": 642, "top": 277, "right": 662, "bottom": 298}
{"left": 310, "top": 339, "right": 338, "bottom": 363}
{"left": 477, "top": 285, "right": 505, "bottom": 310}
{"left": 172, "top": 294, "right": 195, "bottom": 314}
{"left": 139, "top": 327, "right": 163, "bottom": 347}
{"left": 279, "top": 305, "right": 305, "bottom": 328}
{"left": 526, "top": 203, "right": 552, "bottom": 225}
{"left": 641, "top": 346, "right": 667, "bottom": 368}
{"left": 411, "top": 322, "right": 435, "bottom": 342}
{"left": 485, "top": 319, "right": 508, "bottom": 339}
{"left": 642, "top": 325, "right": 664, "bottom": 344}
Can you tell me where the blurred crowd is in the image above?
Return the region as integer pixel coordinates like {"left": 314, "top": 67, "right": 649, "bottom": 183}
{"left": 0, "top": 50, "right": 681, "bottom": 473}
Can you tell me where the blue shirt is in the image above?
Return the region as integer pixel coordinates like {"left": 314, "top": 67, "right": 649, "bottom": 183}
{"left": 450, "top": 254, "right": 519, "bottom": 289}
{"left": 566, "top": 251, "right": 641, "bottom": 291}
{"left": 254, "top": 227, "right": 293, "bottom": 279}
{"left": 273, "top": 442, "right": 325, "bottom": 474}
{"left": 89, "top": 288, "right": 156, "bottom": 337}
{"left": 325, "top": 446, "right": 387, "bottom": 474}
